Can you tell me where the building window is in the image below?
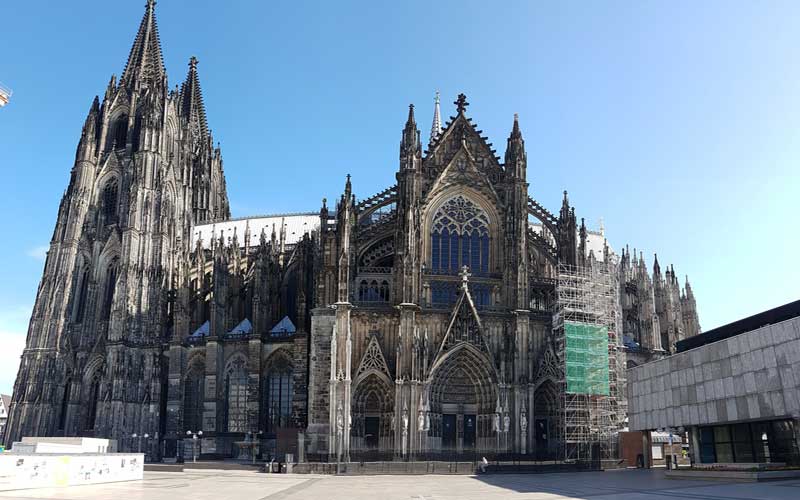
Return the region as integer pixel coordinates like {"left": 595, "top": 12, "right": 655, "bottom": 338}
{"left": 86, "top": 372, "right": 102, "bottom": 431}
{"left": 112, "top": 115, "right": 127, "bottom": 149}
{"left": 698, "top": 420, "right": 800, "bottom": 464}
{"left": 224, "top": 358, "right": 248, "bottom": 433}
{"left": 58, "top": 379, "right": 71, "bottom": 431}
{"left": 430, "top": 195, "right": 490, "bottom": 275}
{"left": 102, "top": 260, "right": 118, "bottom": 320}
{"left": 430, "top": 281, "right": 491, "bottom": 307}
{"left": 183, "top": 369, "right": 204, "bottom": 432}
{"left": 74, "top": 267, "right": 90, "bottom": 323}
{"left": 265, "top": 359, "right": 293, "bottom": 432}
{"left": 102, "top": 180, "right": 118, "bottom": 223}
{"left": 357, "top": 279, "right": 390, "bottom": 302}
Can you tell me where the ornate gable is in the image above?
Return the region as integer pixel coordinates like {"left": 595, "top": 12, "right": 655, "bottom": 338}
{"left": 355, "top": 335, "right": 391, "bottom": 380}
{"left": 435, "top": 273, "right": 493, "bottom": 359}
{"left": 423, "top": 95, "right": 504, "bottom": 181}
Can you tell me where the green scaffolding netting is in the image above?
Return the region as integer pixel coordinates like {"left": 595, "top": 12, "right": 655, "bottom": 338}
{"left": 565, "top": 321, "right": 609, "bottom": 395}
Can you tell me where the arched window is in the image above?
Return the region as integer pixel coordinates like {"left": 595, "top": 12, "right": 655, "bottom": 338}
{"left": 224, "top": 358, "right": 248, "bottom": 432}
{"left": 112, "top": 115, "right": 128, "bottom": 149}
{"left": 58, "top": 379, "right": 71, "bottom": 431}
{"left": 102, "top": 259, "right": 118, "bottom": 320}
{"left": 264, "top": 357, "right": 293, "bottom": 432}
{"left": 430, "top": 196, "right": 490, "bottom": 275}
{"left": 74, "top": 267, "right": 90, "bottom": 323}
{"left": 102, "top": 180, "right": 118, "bottom": 223}
{"left": 357, "top": 279, "right": 390, "bottom": 303}
{"left": 86, "top": 372, "right": 102, "bottom": 430}
{"left": 183, "top": 366, "right": 204, "bottom": 432}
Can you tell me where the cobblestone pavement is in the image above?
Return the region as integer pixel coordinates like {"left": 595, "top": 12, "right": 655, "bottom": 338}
{"left": 2, "top": 468, "right": 800, "bottom": 499}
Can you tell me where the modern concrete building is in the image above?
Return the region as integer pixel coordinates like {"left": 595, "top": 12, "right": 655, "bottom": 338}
{"left": 628, "top": 300, "right": 800, "bottom": 465}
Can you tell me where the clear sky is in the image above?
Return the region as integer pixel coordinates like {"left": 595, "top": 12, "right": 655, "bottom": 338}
{"left": 1, "top": 1, "right": 798, "bottom": 395}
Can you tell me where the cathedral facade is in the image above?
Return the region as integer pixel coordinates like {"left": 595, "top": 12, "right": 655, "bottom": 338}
{"left": 4, "top": 2, "right": 700, "bottom": 461}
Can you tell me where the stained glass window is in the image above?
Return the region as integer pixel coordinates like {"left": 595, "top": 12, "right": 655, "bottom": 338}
{"left": 225, "top": 358, "right": 248, "bottom": 432}
{"left": 183, "top": 369, "right": 204, "bottom": 432}
{"left": 430, "top": 196, "right": 490, "bottom": 275}
{"left": 265, "top": 359, "right": 293, "bottom": 432}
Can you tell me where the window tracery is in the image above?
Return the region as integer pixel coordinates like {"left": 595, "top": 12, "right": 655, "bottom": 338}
{"left": 430, "top": 195, "right": 490, "bottom": 275}
{"left": 224, "top": 357, "right": 248, "bottom": 432}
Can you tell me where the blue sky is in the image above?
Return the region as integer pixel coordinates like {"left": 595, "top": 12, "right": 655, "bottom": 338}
{"left": 1, "top": 0, "right": 798, "bottom": 395}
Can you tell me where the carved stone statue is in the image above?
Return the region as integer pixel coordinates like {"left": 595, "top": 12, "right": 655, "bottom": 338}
{"left": 418, "top": 411, "right": 425, "bottom": 432}
{"left": 520, "top": 413, "right": 528, "bottom": 433}
{"left": 494, "top": 413, "right": 501, "bottom": 433}
{"left": 503, "top": 414, "right": 510, "bottom": 432}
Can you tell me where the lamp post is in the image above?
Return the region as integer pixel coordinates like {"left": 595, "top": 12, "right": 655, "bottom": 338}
{"left": 246, "top": 431, "right": 263, "bottom": 464}
{"left": 186, "top": 430, "right": 203, "bottom": 463}
{"left": 132, "top": 433, "right": 151, "bottom": 458}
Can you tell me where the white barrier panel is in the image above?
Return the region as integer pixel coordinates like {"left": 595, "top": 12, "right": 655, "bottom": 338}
{"left": 0, "top": 453, "right": 143, "bottom": 491}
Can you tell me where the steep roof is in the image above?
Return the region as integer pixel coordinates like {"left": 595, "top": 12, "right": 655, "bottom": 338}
{"left": 121, "top": 0, "right": 166, "bottom": 88}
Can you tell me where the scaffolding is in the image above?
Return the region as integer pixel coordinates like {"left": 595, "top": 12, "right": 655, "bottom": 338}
{"left": 554, "top": 262, "right": 624, "bottom": 461}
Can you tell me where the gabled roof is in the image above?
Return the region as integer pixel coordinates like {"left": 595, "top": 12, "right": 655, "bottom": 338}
{"left": 0, "top": 394, "right": 10, "bottom": 411}
{"left": 228, "top": 318, "right": 252, "bottom": 335}
{"left": 121, "top": 0, "right": 166, "bottom": 88}
{"left": 424, "top": 93, "right": 502, "bottom": 171}
{"left": 191, "top": 320, "right": 210, "bottom": 337}
{"left": 270, "top": 316, "right": 296, "bottom": 335}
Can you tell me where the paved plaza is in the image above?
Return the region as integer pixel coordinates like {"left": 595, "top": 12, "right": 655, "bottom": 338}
{"left": 1, "top": 469, "right": 800, "bottom": 500}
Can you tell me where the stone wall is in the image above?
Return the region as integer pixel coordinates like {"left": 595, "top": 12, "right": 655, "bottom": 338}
{"left": 628, "top": 316, "right": 800, "bottom": 431}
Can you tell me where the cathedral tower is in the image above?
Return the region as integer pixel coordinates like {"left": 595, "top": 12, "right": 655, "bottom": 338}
{"left": 4, "top": 0, "right": 229, "bottom": 449}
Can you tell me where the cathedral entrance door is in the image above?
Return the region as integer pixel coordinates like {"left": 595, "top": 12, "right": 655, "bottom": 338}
{"left": 535, "top": 418, "right": 548, "bottom": 454}
{"left": 442, "top": 414, "right": 457, "bottom": 449}
{"left": 364, "top": 416, "right": 379, "bottom": 449}
{"left": 463, "top": 414, "right": 477, "bottom": 449}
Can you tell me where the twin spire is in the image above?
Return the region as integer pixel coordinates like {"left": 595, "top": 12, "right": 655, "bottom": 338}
{"left": 118, "top": 1, "right": 209, "bottom": 139}
{"left": 121, "top": 0, "right": 165, "bottom": 88}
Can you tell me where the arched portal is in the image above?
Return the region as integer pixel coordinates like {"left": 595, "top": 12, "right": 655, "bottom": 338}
{"left": 533, "top": 379, "right": 560, "bottom": 459}
{"left": 427, "top": 346, "right": 497, "bottom": 452}
{"left": 351, "top": 373, "right": 394, "bottom": 452}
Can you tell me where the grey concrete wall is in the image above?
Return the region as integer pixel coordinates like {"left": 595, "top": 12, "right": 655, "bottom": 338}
{"left": 628, "top": 316, "right": 800, "bottom": 431}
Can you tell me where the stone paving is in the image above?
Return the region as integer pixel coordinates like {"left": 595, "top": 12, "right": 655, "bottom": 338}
{"left": 2, "top": 468, "right": 800, "bottom": 499}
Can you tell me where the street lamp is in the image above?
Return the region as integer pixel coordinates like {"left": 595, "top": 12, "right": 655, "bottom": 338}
{"left": 246, "top": 430, "right": 263, "bottom": 464}
{"left": 131, "top": 433, "right": 151, "bottom": 454}
{"left": 186, "top": 430, "right": 203, "bottom": 463}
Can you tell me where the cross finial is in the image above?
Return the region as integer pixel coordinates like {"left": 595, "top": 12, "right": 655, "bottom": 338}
{"left": 189, "top": 56, "right": 198, "bottom": 70}
{"left": 146, "top": 0, "right": 156, "bottom": 11}
{"left": 460, "top": 265, "right": 471, "bottom": 289}
{"left": 455, "top": 93, "right": 469, "bottom": 113}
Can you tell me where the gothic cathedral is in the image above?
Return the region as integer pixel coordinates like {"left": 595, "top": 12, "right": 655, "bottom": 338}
{"left": 4, "top": 2, "right": 700, "bottom": 461}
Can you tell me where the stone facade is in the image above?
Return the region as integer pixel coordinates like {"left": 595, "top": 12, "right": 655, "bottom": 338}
{"left": 628, "top": 315, "right": 800, "bottom": 432}
{"left": 5, "top": 1, "right": 701, "bottom": 460}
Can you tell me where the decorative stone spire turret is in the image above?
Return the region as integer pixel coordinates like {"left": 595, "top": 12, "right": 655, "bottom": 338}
{"left": 504, "top": 113, "right": 526, "bottom": 179}
{"left": 429, "top": 91, "right": 442, "bottom": 144}
{"left": 121, "top": 0, "right": 166, "bottom": 89}
{"left": 180, "top": 56, "right": 209, "bottom": 140}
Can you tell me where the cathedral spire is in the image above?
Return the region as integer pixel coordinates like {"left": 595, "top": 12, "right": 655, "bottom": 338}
{"left": 121, "top": 0, "right": 166, "bottom": 89}
{"left": 504, "top": 113, "right": 526, "bottom": 179}
{"left": 429, "top": 91, "right": 442, "bottom": 144}
{"left": 180, "top": 56, "right": 209, "bottom": 139}
{"left": 400, "top": 104, "right": 420, "bottom": 159}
